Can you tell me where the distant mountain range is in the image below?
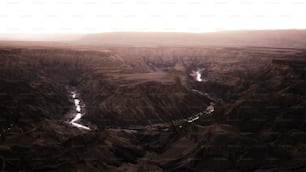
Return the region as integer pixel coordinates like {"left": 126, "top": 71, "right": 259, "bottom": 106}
{"left": 1, "top": 30, "right": 306, "bottom": 48}
{"left": 77, "top": 30, "right": 306, "bottom": 48}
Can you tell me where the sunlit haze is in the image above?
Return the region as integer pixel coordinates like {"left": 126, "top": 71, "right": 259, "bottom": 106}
{"left": 0, "top": 0, "right": 306, "bottom": 34}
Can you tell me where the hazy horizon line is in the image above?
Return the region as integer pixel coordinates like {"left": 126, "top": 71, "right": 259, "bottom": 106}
{"left": 1, "top": 28, "right": 306, "bottom": 42}
{"left": 1, "top": 28, "right": 306, "bottom": 35}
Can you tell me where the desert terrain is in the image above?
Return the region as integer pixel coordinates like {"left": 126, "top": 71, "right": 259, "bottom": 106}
{"left": 1, "top": 31, "right": 306, "bottom": 171}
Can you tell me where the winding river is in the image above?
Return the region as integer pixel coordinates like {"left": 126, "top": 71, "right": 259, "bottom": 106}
{"left": 191, "top": 68, "right": 206, "bottom": 82}
{"left": 70, "top": 91, "right": 90, "bottom": 130}
{"left": 66, "top": 68, "right": 214, "bottom": 131}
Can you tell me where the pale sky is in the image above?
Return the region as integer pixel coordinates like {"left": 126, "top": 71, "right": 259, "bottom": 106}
{"left": 0, "top": 0, "right": 306, "bottom": 34}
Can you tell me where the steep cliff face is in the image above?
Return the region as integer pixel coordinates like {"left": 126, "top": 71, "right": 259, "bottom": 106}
{"left": 0, "top": 50, "right": 70, "bottom": 131}
{"left": 84, "top": 79, "right": 211, "bottom": 127}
